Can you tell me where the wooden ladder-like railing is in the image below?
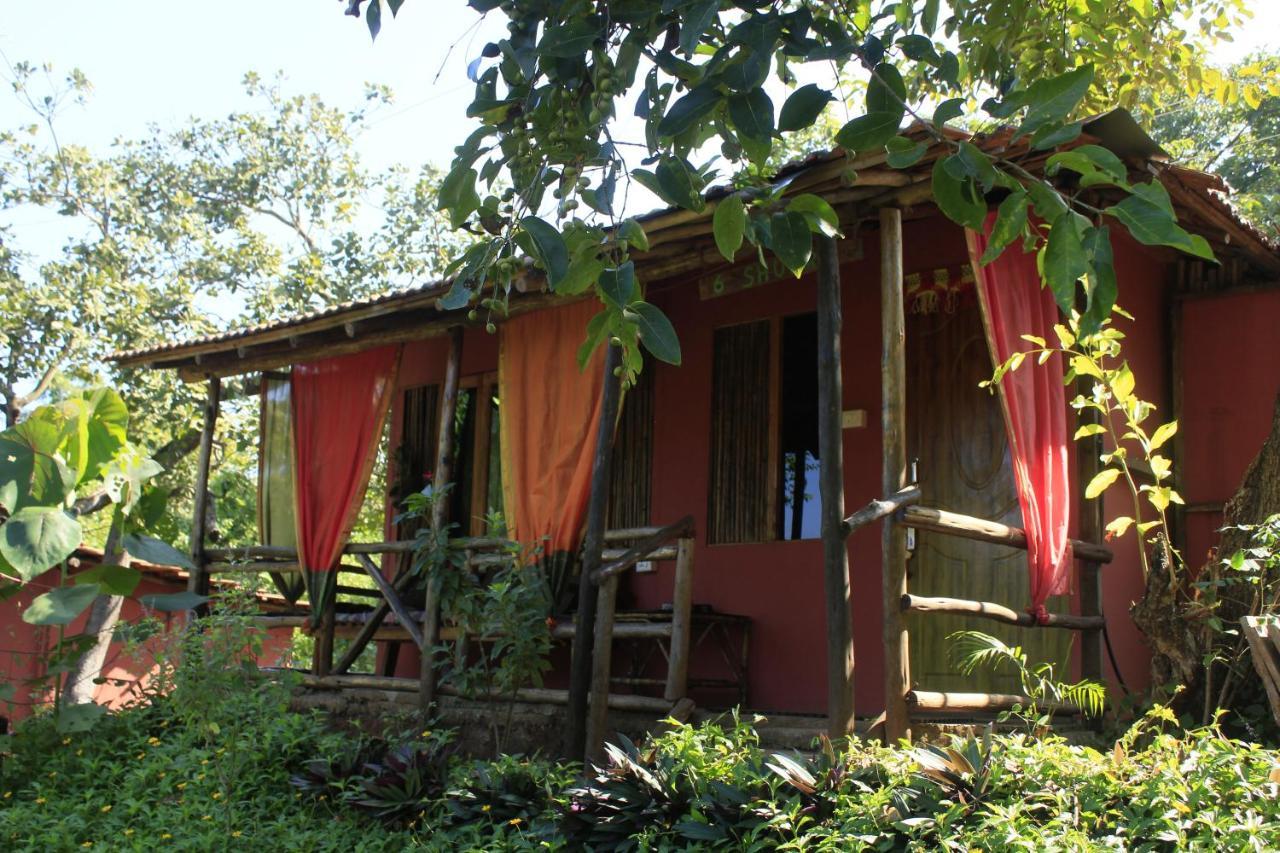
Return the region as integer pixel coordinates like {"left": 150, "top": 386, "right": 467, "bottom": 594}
{"left": 843, "top": 487, "right": 1113, "bottom": 725}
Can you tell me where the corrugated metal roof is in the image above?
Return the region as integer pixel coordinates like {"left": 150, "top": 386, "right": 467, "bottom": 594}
{"left": 109, "top": 111, "right": 1277, "bottom": 368}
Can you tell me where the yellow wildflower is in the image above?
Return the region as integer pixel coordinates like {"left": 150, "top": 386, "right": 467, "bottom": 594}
{"left": 135, "top": 753, "right": 145, "bottom": 760}
{"left": 202, "top": 814, "right": 212, "bottom": 821}
{"left": 123, "top": 830, "right": 134, "bottom": 837}
{"left": 35, "top": 797, "right": 46, "bottom": 805}
{"left": 100, "top": 805, "right": 112, "bottom": 813}
{"left": 508, "top": 817, "right": 523, "bottom": 826}
{"left": 62, "top": 737, "right": 72, "bottom": 746}
{"left": 148, "top": 737, "right": 161, "bottom": 746}
{"left": 3, "top": 792, "right": 10, "bottom": 799}
{"left": 48, "top": 772, "right": 57, "bottom": 778}
{"left": 176, "top": 782, "right": 187, "bottom": 791}
{"left": 481, "top": 804, "right": 491, "bottom": 813}
{"left": 421, "top": 730, "right": 431, "bottom": 738}
{"left": 81, "top": 843, "right": 92, "bottom": 848}
{"left": 161, "top": 834, "right": 172, "bottom": 840}
{"left": 211, "top": 791, "right": 223, "bottom": 800}
{"left": 197, "top": 773, "right": 206, "bottom": 781}
{"left": 76, "top": 749, "right": 83, "bottom": 757}
{"left": 232, "top": 831, "right": 242, "bottom": 838}
{"left": 200, "top": 759, "right": 209, "bottom": 766}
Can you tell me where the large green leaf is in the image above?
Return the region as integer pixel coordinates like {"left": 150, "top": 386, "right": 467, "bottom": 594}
{"left": 778, "top": 84, "right": 832, "bottom": 132}
{"left": 1043, "top": 212, "right": 1089, "bottom": 312}
{"left": 770, "top": 211, "right": 812, "bottom": 276}
{"left": 931, "top": 157, "right": 987, "bottom": 230}
{"left": 728, "top": 88, "right": 774, "bottom": 163}
{"left": 834, "top": 112, "right": 901, "bottom": 153}
{"left": 1, "top": 506, "right": 81, "bottom": 582}
{"left": 979, "top": 191, "right": 1029, "bottom": 265}
{"left": 866, "top": 63, "right": 906, "bottom": 117}
{"left": 437, "top": 164, "right": 481, "bottom": 229}
{"left": 626, "top": 302, "right": 681, "bottom": 365}
{"left": 654, "top": 156, "right": 705, "bottom": 212}
{"left": 1018, "top": 64, "right": 1094, "bottom": 136}
{"left": 657, "top": 84, "right": 721, "bottom": 138}
{"left": 1105, "top": 181, "right": 1215, "bottom": 260}
{"left": 1081, "top": 225, "right": 1118, "bottom": 334}
{"left": 0, "top": 416, "right": 76, "bottom": 512}
{"left": 712, "top": 195, "right": 746, "bottom": 262}
{"left": 598, "top": 262, "right": 636, "bottom": 310}
{"left": 538, "top": 19, "right": 599, "bottom": 58}
{"left": 518, "top": 216, "right": 570, "bottom": 289}
{"left": 885, "top": 135, "right": 926, "bottom": 168}
{"left": 23, "top": 584, "right": 101, "bottom": 626}
{"left": 123, "top": 533, "right": 196, "bottom": 571}
{"left": 75, "top": 563, "right": 142, "bottom": 597}
{"left": 58, "top": 388, "right": 129, "bottom": 486}
{"left": 787, "top": 194, "right": 840, "bottom": 238}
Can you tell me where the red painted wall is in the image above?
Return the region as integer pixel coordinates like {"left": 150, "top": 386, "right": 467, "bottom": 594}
{"left": 378, "top": 219, "right": 1278, "bottom": 716}
{"left": 1180, "top": 290, "right": 1280, "bottom": 569}
{"left": 1, "top": 560, "right": 294, "bottom": 728}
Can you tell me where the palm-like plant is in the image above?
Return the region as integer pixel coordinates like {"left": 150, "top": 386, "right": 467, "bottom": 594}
{"left": 949, "top": 630, "right": 1108, "bottom": 718}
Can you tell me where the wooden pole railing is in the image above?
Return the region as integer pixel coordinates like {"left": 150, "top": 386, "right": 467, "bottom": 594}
{"left": 842, "top": 485, "right": 921, "bottom": 537}
{"left": 901, "top": 595, "right": 1106, "bottom": 631}
{"left": 896, "top": 505, "right": 1114, "bottom": 564}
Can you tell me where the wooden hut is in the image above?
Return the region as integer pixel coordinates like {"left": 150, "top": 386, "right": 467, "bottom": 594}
{"left": 111, "top": 110, "right": 1280, "bottom": 756}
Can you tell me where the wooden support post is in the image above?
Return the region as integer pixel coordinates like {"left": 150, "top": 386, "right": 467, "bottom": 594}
{"left": 420, "top": 326, "right": 463, "bottom": 713}
{"left": 188, "top": 376, "right": 221, "bottom": 607}
{"left": 567, "top": 344, "right": 623, "bottom": 761}
{"left": 314, "top": 602, "right": 336, "bottom": 677}
{"left": 816, "top": 233, "right": 855, "bottom": 738}
{"left": 332, "top": 567, "right": 418, "bottom": 675}
{"left": 1077, "top": 375, "right": 1106, "bottom": 684}
{"left": 664, "top": 537, "right": 695, "bottom": 701}
{"left": 879, "top": 207, "right": 911, "bottom": 744}
{"left": 585, "top": 573, "right": 619, "bottom": 767}
{"left": 356, "top": 554, "right": 425, "bottom": 650}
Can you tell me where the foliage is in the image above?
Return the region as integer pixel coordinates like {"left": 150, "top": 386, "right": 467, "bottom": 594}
{"left": 347, "top": 0, "right": 1223, "bottom": 386}
{"left": 1152, "top": 50, "right": 1280, "bottom": 231}
{"left": 402, "top": 487, "right": 553, "bottom": 754}
{"left": 0, "top": 388, "right": 194, "bottom": 727}
{"left": 950, "top": 629, "right": 1109, "bottom": 719}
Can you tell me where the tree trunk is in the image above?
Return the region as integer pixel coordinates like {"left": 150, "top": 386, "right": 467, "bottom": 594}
{"left": 64, "top": 519, "right": 131, "bottom": 705}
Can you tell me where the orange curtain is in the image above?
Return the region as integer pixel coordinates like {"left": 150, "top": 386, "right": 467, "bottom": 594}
{"left": 291, "top": 345, "right": 401, "bottom": 623}
{"left": 499, "top": 300, "right": 605, "bottom": 607}
{"left": 967, "top": 214, "right": 1072, "bottom": 624}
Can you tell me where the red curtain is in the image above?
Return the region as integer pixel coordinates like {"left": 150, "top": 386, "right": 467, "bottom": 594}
{"left": 966, "top": 215, "right": 1072, "bottom": 623}
{"left": 291, "top": 346, "right": 401, "bottom": 622}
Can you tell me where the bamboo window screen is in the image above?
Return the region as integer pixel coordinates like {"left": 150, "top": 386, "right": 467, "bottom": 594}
{"left": 708, "top": 319, "right": 777, "bottom": 544}
{"left": 607, "top": 365, "right": 655, "bottom": 530}
{"left": 395, "top": 383, "right": 439, "bottom": 539}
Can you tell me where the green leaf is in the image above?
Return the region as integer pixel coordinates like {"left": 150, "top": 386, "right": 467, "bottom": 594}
{"left": 626, "top": 302, "right": 682, "bottom": 365}
{"left": 58, "top": 389, "right": 129, "bottom": 486}
{"left": 657, "top": 84, "right": 721, "bottom": 138}
{"left": 139, "top": 591, "right": 210, "bottom": 613}
{"left": 835, "top": 112, "right": 902, "bottom": 153}
{"left": 1105, "top": 182, "right": 1215, "bottom": 260}
{"left": 1105, "top": 516, "right": 1135, "bottom": 538}
{"left": 1074, "top": 423, "right": 1107, "bottom": 438}
{"left": 598, "top": 262, "right": 636, "bottom": 310}
{"left": 885, "top": 136, "right": 927, "bottom": 168}
{"left": 1047, "top": 144, "right": 1128, "bottom": 185}
{"left": 932, "top": 98, "right": 964, "bottom": 128}
{"left": 56, "top": 702, "right": 105, "bottom": 734}
{"left": 728, "top": 88, "right": 774, "bottom": 163}
{"left": 931, "top": 157, "right": 987, "bottom": 230}
{"left": 365, "top": 0, "right": 382, "bottom": 40}
{"left": 1085, "top": 468, "right": 1121, "bottom": 500}
{"left": 122, "top": 533, "right": 195, "bottom": 571}
{"left": 954, "top": 141, "right": 997, "bottom": 190}
{"left": 787, "top": 194, "right": 841, "bottom": 238}
{"left": 538, "top": 19, "right": 599, "bottom": 58}
{"left": 712, "top": 195, "right": 746, "bottom": 262}
{"left": 770, "top": 211, "right": 812, "bottom": 275}
{"left": 1043, "top": 212, "right": 1088, "bottom": 312}
{"left": 577, "top": 310, "right": 611, "bottom": 371}
{"left": 866, "top": 63, "right": 906, "bottom": 117}
{"left": 75, "top": 563, "right": 142, "bottom": 597}
{"left": 1080, "top": 225, "right": 1118, "bottom": 333}
{"left": 778, "top": 84, "right": 832, "bottom": 132}
{"left": 617, "top": 219, "right": 649, "bottom": 252}
{"left": 1030, "top": 121, "right": 1083, "bottom": 150}
{"left": 679, "top": 0, "right": 719, "bottom": 55}
{"left": 437, "top": 164, "right": 482, "bottom": 229}
{"left": 1018, "top": 64, "right": 1094, "bottom": 136}
{"left": 519, "top": 216, "right": 570, "bottom": 289}
{"left": 979, "top": 191, "right": 1028, "bottom": 264}
{"left": 1, "top": 506, "right": 81, "bottom": 581}
{"left": 23, "top": 584, "right": 100, "bottom": 626}
{"left": 1026, "top": 181, "right": 1069, "bottom": 221}
{"left": 1149, "top": 421, "right": 1178, "bottom": 451}
{"left": 0, "top": 415, "right": 76, "bottom": 512}
{"left": 75, "top": 560, "right": 142, "bottom": 594}
{"left": 654, "top": 156, "right": 705, "bottom": 211}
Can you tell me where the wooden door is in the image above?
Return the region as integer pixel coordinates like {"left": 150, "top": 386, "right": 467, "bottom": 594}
{"left": 905, "top": 300, "right": 1070, "bottom": 693}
